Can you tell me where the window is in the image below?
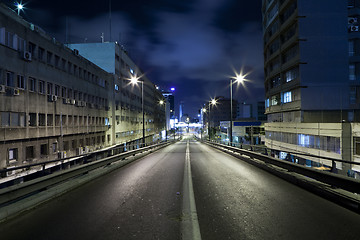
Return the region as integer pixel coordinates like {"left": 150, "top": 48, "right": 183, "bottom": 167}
{"left": 39, "top": 80, "right": 45, "bottom": 94}
{"left": 39, "top": 113, "right": 46, "bottom": 126}
{"left": 29, "top": 77, "right": 36, "bottom": 92}
{"left": 54, "top": 85, "right": 60, "bottom": 96}
{"left": 5, "top": 31, "right": 14, "bottom": 48}
{"left": 9, "top": 148, "right": 18, "bottom": 162}
{"left": 285, "top": 67, "right": 298, "bottom": 82}
{"left": 28, "top": 42, "right": 36, "bottom": 58}
{"left": 61, "top": 59, "right": 66, "bottom": 71}
{"left": 17, "top": 75, "right": 25, "bottom": 89}
{"left": 350, "top": 87, "right": 357, "bottom": 104}
{"left": 47, "top": 82, "right": 53, "bottom": 95}
{"left": 54, "top": 55, "right": 60, "bottom": 68}
{"left": 40, "top": 144, "right": 48, "bottom": 156}
{"left": 283, "top": 91, "right": 292, "bottom": 103}
{"left": 6, "top": 71, "right": 14, "bottom": 87}
{"left": 38, "top": 47, "right": 45, "bottom": 61}
{"left": 17, "top": 37, "right": 25, "bottom": 52}
{"left": 271, "top": 95, "right": 279, "bottom": 105}
{"left": 46, "top": 51, "right": 53, "bottom": 65}
{"left": 349, "top": 64, "right": 356, "bottom": 80}
{"left": 29, "top": 113, "right": 36, "bottom": 126}
{"left": 47, "top": 114, "right": 53, "bottom": 126}
{"left": 26, "top": 146, "right": 34, "bottom": 160}
{"left": 1, "top": 112, "right": 10, "bottom": 126}
{"left": 61, "top": 87, "right": 67, "bottom": 98}
{"left": 52, "top": 143, "right": 57, "bottom": 153}
{"left": 349, "top": 40, "right": 355, "bottom": 56}
{"left": 265, "top": 98, "right": 270, "bottom": 108}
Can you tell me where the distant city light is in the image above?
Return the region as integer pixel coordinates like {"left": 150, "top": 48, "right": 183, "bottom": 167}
{"left": 170, "top": 87, "right": 175, "bottom": 91}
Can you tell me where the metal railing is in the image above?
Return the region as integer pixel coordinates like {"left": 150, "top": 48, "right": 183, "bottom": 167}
{"left": 0, "top": 139, "right": 176, "bottom": 188}
{"left": 0, "top": 140, "right": 175, "bottom": 208}
{"left": 203, "top": 140, "right": 360, "bottom": 195}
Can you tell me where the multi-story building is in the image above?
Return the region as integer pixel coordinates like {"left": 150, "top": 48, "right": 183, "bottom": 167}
{"left": 237, "top": 101, "right": 267, "bottom": 121}
{"left": 262, "top": 0, "right": 360, "bottom": 177}
{"left": 204, "top": 96, "right": 238, "bottom": 128}
{"left": 66, "top": 42, "right": 166, "bottom": 146}
{"left": 0, "top": 3, "right": 165, "bottom": 172}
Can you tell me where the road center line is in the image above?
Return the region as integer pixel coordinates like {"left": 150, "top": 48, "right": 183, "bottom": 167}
{"left": 181, "top": 140, "right": 202, "bottom": 240}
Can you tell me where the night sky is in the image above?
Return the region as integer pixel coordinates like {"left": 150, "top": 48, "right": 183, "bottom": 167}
{"left": 4, "top": 0, "right": 264, "bottom": 118}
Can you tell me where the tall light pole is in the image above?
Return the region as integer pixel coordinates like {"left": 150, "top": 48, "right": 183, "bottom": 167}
{"left": 159, "top": 99, "right": 167, "bottom": 141}
{"left": 208, "top": 98, "right": 217, "bottom": 141}
{"left": 130, "top": 75, "right": 145, "bottom": 147}
{"left": 229, "top": 72, "right": 246, "bottom": 146}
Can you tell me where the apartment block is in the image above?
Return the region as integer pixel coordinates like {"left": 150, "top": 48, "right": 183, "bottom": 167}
{"left": 262, "top": 0, "right": 360, "bottom": 177}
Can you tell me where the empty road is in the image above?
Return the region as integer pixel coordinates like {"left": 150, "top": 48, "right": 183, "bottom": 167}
{"left": 1, "top": 136, "right": 360, "bottom": 239}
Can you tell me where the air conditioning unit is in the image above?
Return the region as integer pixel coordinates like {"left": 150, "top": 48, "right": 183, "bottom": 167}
{"left": 348, "top": 17, "right": 358, "bottom": 24}
{"left": 58, "top": 151, "right": 67, "bottom": 159}
{"left": 0, "top": 85, "right": 5, "bottom": 93}
{"left": 350, "top": 26, "right": 359, "bottom": 32}
{"left": 76, "top": 147, "right": 83, "bottom": 155}
{"left": 81, "top": 101, "right": 87, "bottom": 107}
{"left": 70, "top": 99, "right": 76, "bottom": 105}
{"left": 62, "top": 98, "right": 68, "bottom": 104}
{"left": 13, "top": 88, "right": 20, "bottom": 95}
{"left": 66, "top": 98, "right": 71, "bottom": 104}
{"left": 23, "top": 51, "right": 32, "bottom": 61}
{"left": 76, "top": 101, "right": 82, "bottom": 107}
{"left": 48, "top": 95, "right": 57, "bottom": 102}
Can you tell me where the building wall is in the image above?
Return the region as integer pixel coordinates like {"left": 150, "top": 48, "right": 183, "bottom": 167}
{"left": 262, "top": 0, "right": 360, "bottom": 175}
{"left": 0, "top": 4, "right": 165, "bottom": 170}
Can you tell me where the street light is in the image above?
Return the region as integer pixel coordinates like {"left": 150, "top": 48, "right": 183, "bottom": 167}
{"left": 15, "top": 2, "right": 25, "bottom": 15}
{"left": 129, "top": 74, "right": 145, "bottom": 147}
{"left": 208, "top": 98, "right": 217, "bottom": 141}
{"left": 229, "top": 71, "right": 247, "bottom": 146}
{"left": 159, "top": 99, "right": 167, "bottom": 141}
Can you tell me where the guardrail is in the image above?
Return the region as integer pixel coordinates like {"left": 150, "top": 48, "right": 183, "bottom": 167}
{"left": 204, "top": 140, "right": 360, "bottom": 194}
{"left": 0, "top": 140, "right": 173, "bottom": 208}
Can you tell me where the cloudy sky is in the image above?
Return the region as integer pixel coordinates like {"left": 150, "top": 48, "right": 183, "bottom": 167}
{"left": 5, "top": 0, "right": 264, "bottom": 117}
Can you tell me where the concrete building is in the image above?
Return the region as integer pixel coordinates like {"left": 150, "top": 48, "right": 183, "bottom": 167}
{"left": 0, "top": 3, "right": 165, "bottom": 172}
{"left": 205, "top": 96, "right": 238, "bottom": 128}
{"left": 262, "top": 0, "right": 360, "bottom": 177}
{"left": 67, "top": 42, "right": 166, "bottom": 146}
{"left": 237, "top": 101, "right": 267, "bottom": 121}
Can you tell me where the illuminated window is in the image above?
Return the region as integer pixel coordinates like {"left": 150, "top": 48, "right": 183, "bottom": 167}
{"left": 283, "top": 91, "right": 292, "bottom": 103}
{"left": 285, "top": 67, "right": 298, "bottom": 82}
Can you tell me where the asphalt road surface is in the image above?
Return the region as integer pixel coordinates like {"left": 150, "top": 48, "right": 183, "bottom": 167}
{"left": 1, "top": 136, "right": 360, "bottom": 240}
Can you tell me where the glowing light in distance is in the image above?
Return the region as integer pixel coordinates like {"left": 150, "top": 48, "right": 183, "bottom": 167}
{"left": 170, "top": 87, "right": 175, "bottom": 91}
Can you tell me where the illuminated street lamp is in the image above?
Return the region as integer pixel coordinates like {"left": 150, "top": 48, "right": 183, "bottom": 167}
{"left": 208, "top": 98, "right": 217, "bottom": 141}
{"left": 159, "top": 99, "right": 167, "bottom": 141}
{"left": 129, "top": 74, "right": 145, "bottom": 147}
{"left": 15, "top": 2, "right": 25, "bottom": 15}
{"left": 229, "top": 71, "right": 247, "bottom": 145}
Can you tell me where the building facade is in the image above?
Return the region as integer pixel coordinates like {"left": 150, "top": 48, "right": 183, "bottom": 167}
{"left": 0, "top": 3, "right": 165, "bottom": 172}
{"left": 262, "top": 0, "right": 360, "bottom": 177}
{"left": 67, "top": 42, "right": 166, "bottom": 146}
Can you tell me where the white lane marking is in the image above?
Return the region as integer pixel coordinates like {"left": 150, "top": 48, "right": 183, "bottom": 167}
{"left": 181, "top": 140, "right": 202, "bottom": 240}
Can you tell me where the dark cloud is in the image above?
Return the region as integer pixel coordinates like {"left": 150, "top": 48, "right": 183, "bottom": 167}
{"left": 3, "top": 0, "right": 264, "bottom": 117}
